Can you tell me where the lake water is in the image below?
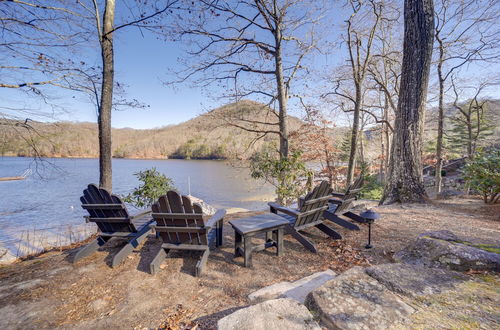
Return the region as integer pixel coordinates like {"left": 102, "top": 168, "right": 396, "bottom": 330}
{"left": 0, "top": 157, "right": 274, "bottom": 260}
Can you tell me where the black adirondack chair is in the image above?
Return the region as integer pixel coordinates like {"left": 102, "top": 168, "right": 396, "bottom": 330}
{"left": 150, "top": 191, "right": 226, "bottom": 276}
{"left": 323, "top": 176, "right": 366, "bottom": 231}
{"left": 74, "top": 184, "right": 153, "bottom": 267}
{"left": 268, "top": 180, "right": 341, "bottom": 253}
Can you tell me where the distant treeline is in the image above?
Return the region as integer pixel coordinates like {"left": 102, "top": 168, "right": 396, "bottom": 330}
{"left": 0, "top": 101, "right": 303, "bottom": 160}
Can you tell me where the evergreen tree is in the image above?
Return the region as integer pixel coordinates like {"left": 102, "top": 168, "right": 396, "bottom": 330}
{"left": 446, "top": 99, "right": 493, "bottom": 158}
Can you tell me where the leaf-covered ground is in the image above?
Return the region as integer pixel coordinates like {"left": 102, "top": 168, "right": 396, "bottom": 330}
{"left": 0, "top": 197, "right": 498, "bottom": 329}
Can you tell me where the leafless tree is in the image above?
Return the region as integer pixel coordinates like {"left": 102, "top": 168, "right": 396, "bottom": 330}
{"left": 432, "top": 0, "right": 500, "bottom": 193}
{"left": 2, "top": 1, "right": 179, "bottom": 189}
{"left": 326, "top": 0, "right": 383, "bottom": 185}
{"left": 77, "top": 0, "right": 179, "bottom": 191}
{"left": 0, "top": 0, "right": 99, "bottom": 173}
{"left": 173, "top": 0, "right": 326, "bottom": 163}
{"left": 366, "top": 5, "right": 402, "bottom": 180}
{"left": 0, "top": 1, "right": 92, "bottom": 126}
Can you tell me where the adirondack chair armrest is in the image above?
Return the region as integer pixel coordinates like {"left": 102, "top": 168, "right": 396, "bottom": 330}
{"left": 328, "top": 198, "right": 342, "bottom": 205}
{"left": 268, "top": 202, "right": 300, "bottom": 217}
{"left": 130, "top": 208, "right": 152, "bottom": 220}
{"left": 206, "top": 209, "right": 227, "bottom": 228}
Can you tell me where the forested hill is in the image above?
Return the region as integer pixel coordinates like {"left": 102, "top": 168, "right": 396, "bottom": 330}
{"left": 2, "top": 99, "right": 499, "bottom": 160}
{"left": 0, "top": 100, "right": 307, "bottom": 160}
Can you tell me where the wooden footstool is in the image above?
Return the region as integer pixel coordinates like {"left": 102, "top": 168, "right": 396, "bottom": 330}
{"left": 229, "top": 213, "right": 289, "bottom": 267}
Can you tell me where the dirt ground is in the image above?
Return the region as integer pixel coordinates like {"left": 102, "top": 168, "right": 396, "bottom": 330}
{"left": 0, "top": 197, "right": 498, "bottom": 329}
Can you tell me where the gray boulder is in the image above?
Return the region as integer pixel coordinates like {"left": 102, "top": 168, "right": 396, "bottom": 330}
{"left": 217, "top": 298, "right": 321, "bottom": 330}
{"left": 305, "top": 267, "right": 414, "bottom": 330}
{"left": 365, "top": 263, "right": 468, "bottom": 298}
{"left": 394, "top": 230, "right": 500, "bottom": 272}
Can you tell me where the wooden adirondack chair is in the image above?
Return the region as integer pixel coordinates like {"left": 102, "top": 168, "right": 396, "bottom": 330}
{"left": 74, "top": 184, "right": 153, "bottom": 267}
{"left": 322, "top": 176, "right": 366, "bottom": 231}
{"left": 150, "top": 191, "right": 226, "bottom": 276}
{"left": 268, "top": 181, "right": 341, "bottom": 253}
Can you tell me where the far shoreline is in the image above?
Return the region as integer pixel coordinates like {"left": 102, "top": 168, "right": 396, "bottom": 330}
{"left": 0, "top": 154, "right": 231, "bottom": 161}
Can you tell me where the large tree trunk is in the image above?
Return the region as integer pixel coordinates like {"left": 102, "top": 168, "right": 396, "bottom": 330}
{"left": 98, "top": 0, "right": 115, "bottom": 191}
{"left": 346, "top": 87, "right": 362, "bottom": 185}
{"left": 381, "top": 0, "right": 434, "bottom": 204}
{"left": 435, "top": 43, "right": 445, "bottom": 194}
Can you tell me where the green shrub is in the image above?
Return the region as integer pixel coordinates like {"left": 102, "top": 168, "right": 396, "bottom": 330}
{"left": 250, "top": 149, "right": 313, "bottom": 205}
{"left": 357, "top": 162, "right": 383, "bottom": 201}
{"left": 359, "top": 175, "right": 383, "bottom": 200}
{"left": 122, "top": 168, "right": 175, "bottom": 207}
{"left": 463, "top": 149, "right": 500, "bottom": 204}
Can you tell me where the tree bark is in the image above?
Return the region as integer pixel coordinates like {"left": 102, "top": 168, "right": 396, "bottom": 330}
{"left": 346, "top": 88, "right": 361, "bottom": 185}
{"left": 274, "top": 25, "right": 288, "bottom": 160}
{"left": 98, "top": 0, "right": 115, "bottom": 191}
{"left": 381, "top": 0, "right": 434, "bottom": 204}
{"left": 383, "top": 94, "right": 391, "bottom": 180}
{"left": 467, "top": 119, "right": 473, "bottom": 157}
{"left": 435, "top": 40, "right": 445, "bottom": 194}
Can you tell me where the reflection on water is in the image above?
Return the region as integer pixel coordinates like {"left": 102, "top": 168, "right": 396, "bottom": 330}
{"left": 0, "top": 157, "right": 274, "bottom": 259}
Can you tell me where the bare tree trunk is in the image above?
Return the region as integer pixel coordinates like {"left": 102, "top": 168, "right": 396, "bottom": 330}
{"left": 467, "top": 121, "right": 473, "bottom": 158}
{"left": 274, "top": 20, "right": 289, "bottom": 204}
{"left": 359, "top": 120, "right": 365, "bottom": 165}
{"left": 435, "top": 43, "right": 445, "bottom": 194}
{"left": 380, "top": 125, "right": 385, "bottom": 182}
{"left": 275, "top": 43, "right": 289, "bottom": 160}
{"left": 98, "top": 0, "right": 115, "bottom": 191}
{"left": 383, "top": 94, "right": 391, "bottom": 180}
{"left": 381, "top": 0, "right": 434, "bottom": 204}
{"left": 346, "top": 88, "right": 361, "bottom": 184}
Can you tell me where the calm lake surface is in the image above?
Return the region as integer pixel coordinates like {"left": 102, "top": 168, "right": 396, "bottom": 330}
{"left": 0, "top": 157, "right": 274, "bottom": 259}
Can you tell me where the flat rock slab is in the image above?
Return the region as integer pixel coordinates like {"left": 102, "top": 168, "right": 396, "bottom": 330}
{"left": 282, "top": 270, "right": 337, "bottom": 304}
{"left": 365, "top": 263, "right": 468, "bottom": 298}
{"left": 394, "top": 230, "right": 500, "bottom": 272}
{"left": 305, "top": 267, "right": 414, "bottom": 330}
{"left": 218, "top": 298, "right": 321, "bottom": 330}
{"left": 248, "top": 270, "right": 336, "bottom": 303}
{"left": 248, "top": 281, "right": 295, "bottom": 302}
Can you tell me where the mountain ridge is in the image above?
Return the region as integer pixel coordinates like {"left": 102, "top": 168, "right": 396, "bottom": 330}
{"left": 1, "top": 100, "right": 309, "bottom": 160}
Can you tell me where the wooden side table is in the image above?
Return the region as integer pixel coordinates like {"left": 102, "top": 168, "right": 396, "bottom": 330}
{"left": 229, "top": 213, "right": 290, "bottom": 267}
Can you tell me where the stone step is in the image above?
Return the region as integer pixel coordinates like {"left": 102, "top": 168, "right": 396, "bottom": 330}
{"left": 218, "top": 298, "right": 321, "bottom": 330}
{"left": 248, "top": 269, "right": 336, "bottom": 304}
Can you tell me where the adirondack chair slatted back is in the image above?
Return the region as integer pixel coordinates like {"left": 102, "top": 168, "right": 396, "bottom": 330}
{"left": 334, "top": 176, "right": 364, "bottom": 214}
{"left": 81, "top": 184, "right": 135, "bottom": 233}
{"left": 152, "top": 191, "right": 208, "bottom": 245}
{"left": 295, "top": 181, "right": 331, "bottom": 228}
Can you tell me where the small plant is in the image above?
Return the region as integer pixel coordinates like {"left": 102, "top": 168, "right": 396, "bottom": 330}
{"left": 123, "top": 168, "right": 175, "bottom": 207}
{"left": 358, "top": 162, "right": 383, "bottom": 201}
{"left": 359, "top": 174, "right": 384, "bottom": 200}
{"left": 462, "top": 149, "right": 500, "bottom": 204}
{"left": 250, "top": 149, "right": 313, "bottom": 205}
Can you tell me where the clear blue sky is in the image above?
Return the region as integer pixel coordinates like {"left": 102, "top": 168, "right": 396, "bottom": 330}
{"left": 2, "top": 1, "right": 498, "bottom": 129}
{"left": 63, "top": 28, "right": 219, "bottom": 129}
